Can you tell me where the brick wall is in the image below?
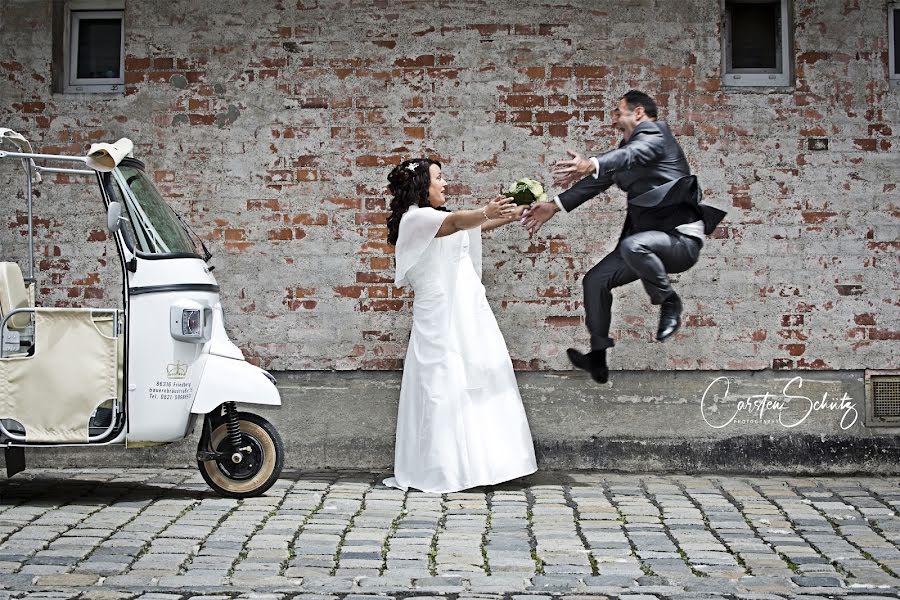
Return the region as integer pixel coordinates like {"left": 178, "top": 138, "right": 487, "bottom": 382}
{"left": 0, "top": 0, "right": 897, "bottom": 371}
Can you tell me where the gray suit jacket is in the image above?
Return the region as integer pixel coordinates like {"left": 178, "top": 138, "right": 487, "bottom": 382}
{"left": 557, "top": 121, "right": 725, "bottom": 238}
{"left": 558, "top": 120, "right": 690, "bottom": 211}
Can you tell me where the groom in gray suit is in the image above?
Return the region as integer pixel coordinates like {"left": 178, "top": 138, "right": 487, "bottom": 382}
{"left": 523, "top": 90, "right": 725, "bottom": 384}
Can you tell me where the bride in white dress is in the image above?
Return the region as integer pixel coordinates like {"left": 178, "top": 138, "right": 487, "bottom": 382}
{"left": 383, "top": 158, "right": 537, "bottom": 493}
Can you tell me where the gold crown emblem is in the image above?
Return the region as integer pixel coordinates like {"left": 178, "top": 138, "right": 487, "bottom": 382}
{"left": 166, "top": 361, "right": 188, "bottom": 379}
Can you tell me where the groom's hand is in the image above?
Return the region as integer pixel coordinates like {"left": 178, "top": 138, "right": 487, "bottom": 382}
{"left": 552, "top": 149, "right": 594, "bottom": 189}
{"left": 522, "top": 201, "right": 559, "bottom": 237}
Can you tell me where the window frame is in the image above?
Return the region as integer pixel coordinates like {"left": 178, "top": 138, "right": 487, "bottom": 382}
{"left": 890, "top": 3, "right": 899, "bottom": 89}
{"left": 63, "top": 1, "right": 125, "bottom": 94}
{"left": 722, "top": 0, "right": 793, "bottom": 88}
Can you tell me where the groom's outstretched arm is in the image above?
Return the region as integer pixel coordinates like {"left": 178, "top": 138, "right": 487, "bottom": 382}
{"left": 557, "top": 169, "right": 615, "bottom": 212}
{"left": 522, "top": 162, "right": 615, "bottom": 236}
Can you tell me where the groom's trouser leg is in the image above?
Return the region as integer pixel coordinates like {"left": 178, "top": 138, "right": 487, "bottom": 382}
{"left": 582, "top": 249, "right": 639, "bottom": 351}
{"left": 619, "top": 230, "right": 702, "bottom": 304}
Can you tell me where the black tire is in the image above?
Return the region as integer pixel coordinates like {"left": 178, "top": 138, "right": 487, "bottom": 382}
{"left": 197, "top": 411, "right": 284, "bottom": 498}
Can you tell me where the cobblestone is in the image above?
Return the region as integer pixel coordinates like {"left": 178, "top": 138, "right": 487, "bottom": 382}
{"left": 0, "top": 469, "right": 899, "bottom": 600}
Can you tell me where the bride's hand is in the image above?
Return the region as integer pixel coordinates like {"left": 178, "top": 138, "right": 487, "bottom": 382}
{"left": 484, "top": 196, "right": 517, "bottom": 219}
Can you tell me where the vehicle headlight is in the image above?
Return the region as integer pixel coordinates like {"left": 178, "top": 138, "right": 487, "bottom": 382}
{"left": 170, "top": 301, "right": 212, "bottom": 343}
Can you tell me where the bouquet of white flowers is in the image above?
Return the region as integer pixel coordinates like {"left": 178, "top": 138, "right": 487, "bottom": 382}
{"left": 503, "top": 177, "right": 547, "bottom": 206}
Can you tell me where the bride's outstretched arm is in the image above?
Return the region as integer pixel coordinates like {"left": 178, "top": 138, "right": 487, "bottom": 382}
{"left": 482, "top": 204, "right": 527, "bottom": 233}
{"left": 435, "top": 196, "right": 517, "bottom": 237}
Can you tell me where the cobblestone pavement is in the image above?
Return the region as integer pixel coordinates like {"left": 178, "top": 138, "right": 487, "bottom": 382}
{"left": 1, "top": 469, "right": 899, "bottom": 600}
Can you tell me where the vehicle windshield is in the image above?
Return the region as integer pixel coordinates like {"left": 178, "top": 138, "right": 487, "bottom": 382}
{"left": 106, "top": 160, "right": 208, "bottom": 259}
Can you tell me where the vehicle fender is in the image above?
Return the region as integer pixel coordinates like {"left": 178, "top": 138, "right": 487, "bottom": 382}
{"left": 190, "top": 355, "right": 281, "bottom": 415}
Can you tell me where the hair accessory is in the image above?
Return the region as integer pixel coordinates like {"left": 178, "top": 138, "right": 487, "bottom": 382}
{"left": 406, "top": 162, "right": 418, "bottom": 173}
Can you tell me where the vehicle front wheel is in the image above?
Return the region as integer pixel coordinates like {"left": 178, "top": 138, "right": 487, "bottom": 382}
{"left": 197, "top": 411, "right": 284, "bottom": 498}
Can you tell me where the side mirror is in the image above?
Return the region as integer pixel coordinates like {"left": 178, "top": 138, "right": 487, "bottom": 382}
{"left": 107, "top": 202, "right": 122, "bottom": 233}
{"left": 106, "top": 202, "right": 138, "bottom": 272}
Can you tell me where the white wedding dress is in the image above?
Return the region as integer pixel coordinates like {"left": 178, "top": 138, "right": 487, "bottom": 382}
{"left": 383, "top": 206, "right": 537, "bottom": 493}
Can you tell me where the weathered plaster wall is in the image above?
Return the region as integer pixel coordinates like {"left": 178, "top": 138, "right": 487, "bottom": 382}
{"left": 0, "top": 0, "right": 897, "bottom": 373}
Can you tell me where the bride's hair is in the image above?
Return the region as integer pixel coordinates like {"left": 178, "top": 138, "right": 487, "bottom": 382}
{"left": 386, "top": 158, "right": 444, "bottom": 245}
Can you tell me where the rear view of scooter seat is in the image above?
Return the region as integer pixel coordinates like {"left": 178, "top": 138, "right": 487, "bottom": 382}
{"left": 0, "top": 261, "right": 33, "bottom": 356}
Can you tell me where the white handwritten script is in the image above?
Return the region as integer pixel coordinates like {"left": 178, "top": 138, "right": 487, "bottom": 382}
{"left": 701, "top": 376, "right": 859, "bottom": 430}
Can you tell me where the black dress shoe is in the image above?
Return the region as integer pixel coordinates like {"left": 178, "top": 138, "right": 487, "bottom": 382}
{"left": 656, "top": 292, "right": 682, "bottom": 342}
{"left": 566, "top": 348, "right": 609, "bottom": 384}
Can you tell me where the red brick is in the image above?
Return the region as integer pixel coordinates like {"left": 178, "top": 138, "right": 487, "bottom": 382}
{"left": 870, "top": 329, "right": 900, "bottom": 340}
{"left": 16, "top": 101, "right": 45, "bottom": 113}
{"left": 503, "top": 95, "right": 544, "bottom": 108}
{"left": 323, "top": 197, "right": 361, "bottom": 209}
{"left": 370, "top": 257, "right": 392, "bottom": 270}
{"left": 574, "top": 66, "right": 610, "bottom": 79}
{"left": 544, "top": 316, "right": 581, "bottom": 326}
{"left": 362, "top": 299, "right": 404, "bottom": 312}
{"left": 394, "top": 55, "right": 435, "bottom": 68}
{"left": 685, "top": 315, "right": 717, "bottom": 327}
{"left": 854, "top": 313, "right": 876, "bottom": 326}
{"left": 125, "top": 57, "right": 151, "bottom": 70}
{"left": 356, "top": 155, "right": 402, "bottom": 167}
{"left": 404, "top": 126, "right": 425, "bottom": 139}
{"left": 356, "top": 272, "right": 393, "bottom": 284}
{"left": 334, "top": 286, "right": 365, "bottom": 298}
{"left": 189, "top": 114, "right": 216, "bottom": 125}
{"left": 536, "top": 111, "right": 573, "bottom": 123}
{"left": 781, "top": 315, "right": 804, "bottom": 327}
{"left": 355, "top": 213, "right": 386, "bottom": 225}
{"left": 780, "top": 344, "right": 806, "bottom": 357}
{"left": 286, "top": 299, "right": 317, "bottom": 310}
{"left": 291, "top": 213, "right": 329, "bottom": 226}
{"left": 247, "top": 198, "right": 281, "bottom": 211}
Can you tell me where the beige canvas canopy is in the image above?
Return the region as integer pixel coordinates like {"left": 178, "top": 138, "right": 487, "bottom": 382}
{"left": 0, "top": 308, "right": 120, "bottom": 442}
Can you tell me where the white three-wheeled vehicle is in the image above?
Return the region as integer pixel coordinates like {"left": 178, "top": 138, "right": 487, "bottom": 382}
{"left": 0, "top": 129, "right": 284, "bottom": 497}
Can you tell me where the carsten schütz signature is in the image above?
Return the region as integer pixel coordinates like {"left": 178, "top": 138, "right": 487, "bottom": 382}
{"left": 701, "top": 376, "right": 859, "bottom": 430}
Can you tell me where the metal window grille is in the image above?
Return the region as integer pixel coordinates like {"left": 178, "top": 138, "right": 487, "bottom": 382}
{"left": 865, "top": 371, "right": 900, "bottom": 426}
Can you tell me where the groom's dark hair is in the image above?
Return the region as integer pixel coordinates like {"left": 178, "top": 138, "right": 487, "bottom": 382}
{"left": 622, "top": 90, "right": 658, "bottom": 119}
